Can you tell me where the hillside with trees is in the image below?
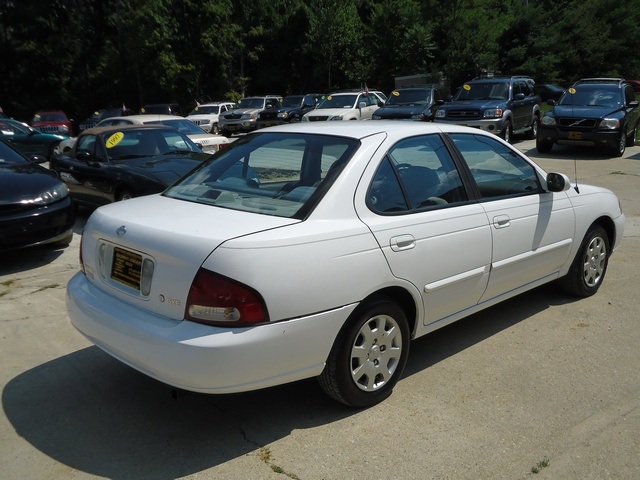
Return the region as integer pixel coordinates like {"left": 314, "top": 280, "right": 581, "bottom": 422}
{"left": 1, "top": 0, "right": 638, "bottom": 122}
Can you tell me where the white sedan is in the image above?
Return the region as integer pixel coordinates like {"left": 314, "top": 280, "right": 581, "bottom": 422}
{"left": 67, "top": 122, "right": 624, "bottom": 407}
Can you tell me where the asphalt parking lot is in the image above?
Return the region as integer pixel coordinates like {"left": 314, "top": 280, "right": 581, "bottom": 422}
{"left": 1, "top": 137, "right": 639, "bottom": 479}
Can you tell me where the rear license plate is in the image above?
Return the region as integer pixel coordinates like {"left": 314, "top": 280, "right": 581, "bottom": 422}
{"left": 568, "top": 131, "right": 582, "bottom": 140}
{"left": 111, "top": 247, "right": 142, "bottom": 290}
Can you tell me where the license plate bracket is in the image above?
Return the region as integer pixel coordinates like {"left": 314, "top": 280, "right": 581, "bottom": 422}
{"left": 568, "top": 131, "right": 582, "bottom": 140}
{"left": 111, "top": 247, "right": 142, "bottom": 291}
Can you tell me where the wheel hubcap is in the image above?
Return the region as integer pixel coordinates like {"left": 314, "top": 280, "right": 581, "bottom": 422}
{"left": 582, "top": 236, "right": 606, "bottom": 287}
{"left": 350, "top": 314, "right": 402, "bottom": 392}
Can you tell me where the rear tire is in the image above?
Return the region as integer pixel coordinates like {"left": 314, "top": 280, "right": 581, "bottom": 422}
{"left": 558, "top": 225, "right": 609, "bottom": 297}
{"left": 625, "top": 122, "right": 638, "bottom": 147}
{"left": 212, "top": 123, "right": 219, "bottom": 135}
{"left": 525, "top": 116, "right": 539, "bottom": 140}
{"left": 318, "top": 296, "right": 410, "bottom": 407}
{"left": 501, "top": 120, "right": 512, "bottom": 143}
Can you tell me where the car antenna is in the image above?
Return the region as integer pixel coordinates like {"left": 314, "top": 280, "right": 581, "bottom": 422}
{"left": 568, "top": 86, "right": 581, "bottom": 193}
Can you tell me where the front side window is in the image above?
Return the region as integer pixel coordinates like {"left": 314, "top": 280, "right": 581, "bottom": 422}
{"left": 368, "top": 134, "right": 467, "bottom": 214}
{"left": 164, "top": 132, "right": 359, "bottom": 218}
{"left": 450, "top": 133, "right": 542, "bottom": 198}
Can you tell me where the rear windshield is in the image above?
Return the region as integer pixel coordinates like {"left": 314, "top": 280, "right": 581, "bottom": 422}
{"left": 164, "top": 132, "right": 359, "bottom": 219}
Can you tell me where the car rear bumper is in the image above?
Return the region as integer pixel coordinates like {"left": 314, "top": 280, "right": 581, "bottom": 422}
{"left": 67, "top": 272, "right": 355, "bottom": 394}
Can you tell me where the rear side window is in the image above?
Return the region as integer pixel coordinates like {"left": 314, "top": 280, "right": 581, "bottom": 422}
{"left": 449, "top": 133, "right": 542, "bottom": 199}
{"left": 368, "top": 134, "right": 467, "bottom": 213}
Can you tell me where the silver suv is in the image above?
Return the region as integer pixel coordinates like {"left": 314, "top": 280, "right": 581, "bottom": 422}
{"left": 218, "top": 96, "right": 281, "bottom": 136}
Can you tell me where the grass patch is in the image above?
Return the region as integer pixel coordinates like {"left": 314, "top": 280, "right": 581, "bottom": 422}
{"left": 258, "top": 447, "right": 299, "bottom": 479}
{"left": 33, "top": 283, "right": 60, "bottom": 293}
{"left": 531, "top": 457, "right": 550, "bottom": 474}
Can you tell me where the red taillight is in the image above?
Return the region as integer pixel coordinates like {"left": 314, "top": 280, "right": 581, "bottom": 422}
{"left": 185, "top": 268, "right": 269, "bottom": 327}
{"left": 218, "top": 143, "right": 229, "bottom": 149}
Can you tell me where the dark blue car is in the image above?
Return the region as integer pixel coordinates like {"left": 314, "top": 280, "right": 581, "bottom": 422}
{"left": 537, "top": 78, "right": 640, "bottom": 157}
{"left": 372, "top": 86, "right": 446, "bottom": 122}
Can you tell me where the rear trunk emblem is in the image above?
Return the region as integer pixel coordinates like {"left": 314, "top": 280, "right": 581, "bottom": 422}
{"left": 116, "top": 226, "right": 127, "bottom": 237}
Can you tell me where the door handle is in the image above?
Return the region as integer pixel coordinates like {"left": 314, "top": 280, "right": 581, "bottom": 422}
{"left": 493, "top": 215, "right": 511, "bottom": 228}
{"left": 390, "top": 234, "right": 415, "bottom": 252}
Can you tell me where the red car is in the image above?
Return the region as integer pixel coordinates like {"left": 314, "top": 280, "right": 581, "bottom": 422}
{"left": 29, "top": 110, "right": 73, "bottom": 136}
{"left": 626, "top": 79, "right": 640, "bottom": 93}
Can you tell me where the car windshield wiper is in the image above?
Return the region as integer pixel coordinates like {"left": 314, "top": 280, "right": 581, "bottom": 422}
{"left": 112, "top": 154, "right": 154, "bottom": 160}
{"left": 163, "top": 149, "right": 193, "bottom": 155}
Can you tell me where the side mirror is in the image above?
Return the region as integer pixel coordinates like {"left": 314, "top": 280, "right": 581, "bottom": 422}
{"left": 514, "top": 93, "right": 525, "bottom": 101}
{"left": 28, "top": 153, "right": 48, "bottom": 164}
{"left": 546, "top": 172, "right": 571, "bottom": 192}
{"left": 358, "top": 101, "right": 367, "bottom": 109}
{"left": 75, "top": 150, "right": 94, "bottom": 163}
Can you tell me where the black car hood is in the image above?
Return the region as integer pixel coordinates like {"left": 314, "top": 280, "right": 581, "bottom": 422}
{"left": 375, "top": 105, "right": 429, "bottom": 116}
{"left": 551, "top": 105, "right": 622, "bottom": 119}
{"left": 0, "top": 163, "right": 62, "bottom": 203}
{"left": 445, "top": 99, "right": 504, "bottom": 109}
{"left": 113, "top": 152, "right": 210, "bottom": 175}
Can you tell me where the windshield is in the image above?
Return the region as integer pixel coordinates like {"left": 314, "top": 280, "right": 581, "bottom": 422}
{"left": 386, "top": 90, "right": 432, "bottom": 106}
{"left": 100, "top": 129, "right": 201, "bottom": 160}
{"left": 0, "top": 119, "right": 31, "bottom": 135}
{"left": 189, "top": 105, "right": 220, "bottom": 115}
{"left": 558, "top": 86, "right": 622, "bottom": 107}
{"left": 454, "top": 82, "right": 510, "bottom": 101}
{"left": 237, "top": 98, "right": 266, "bottom": 109}
{"left": 282, "top": 96, "right": 303, "bottom": 107}
{"left": 32, "top": 112, "right": 67, "bottom": 122}
{"left": 0, "top": 140, "right": 29, "bottom": 165}
{"left": 317, "top": 94, "right": 358, "bottom": 109}
{"left": 164, "top": 132, "right": 359, "bottom": 219}
{"left": 148, "top": 119, "right": 205, "bottom": 135}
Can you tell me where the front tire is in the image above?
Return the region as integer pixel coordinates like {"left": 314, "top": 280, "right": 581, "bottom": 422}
{"left": 558, "top": 225, "right": 610, "bottom": 297}
{"left": 610, "top": 131, "right": 626, "bottom": 157}
{"left": 536, "top": 135, "right": 553, "bottom": 153}
{"left": 115, "top": 188, "right": 133, "bottom": 202}
{"left": 319, "top": 296, "right": 410, "bottom": 407}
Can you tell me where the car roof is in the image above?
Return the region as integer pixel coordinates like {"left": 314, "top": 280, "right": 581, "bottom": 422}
{"left": 81, "top": 124, "right": 177, "bottom": 135}
{"left": 249, "top": 119, "right": 490, "bottom": 140}
{"left": 100, "top": 114, "right": 185, "bottom": 123}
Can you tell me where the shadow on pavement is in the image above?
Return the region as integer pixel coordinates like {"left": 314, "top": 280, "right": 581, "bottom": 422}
{"left": 2, "top": 282, "right": 577, "bottom": 479}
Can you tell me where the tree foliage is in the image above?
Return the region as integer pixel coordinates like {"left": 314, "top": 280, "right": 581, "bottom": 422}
{"left": 1, "top": 0, "right": 638, "bottom": 123}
